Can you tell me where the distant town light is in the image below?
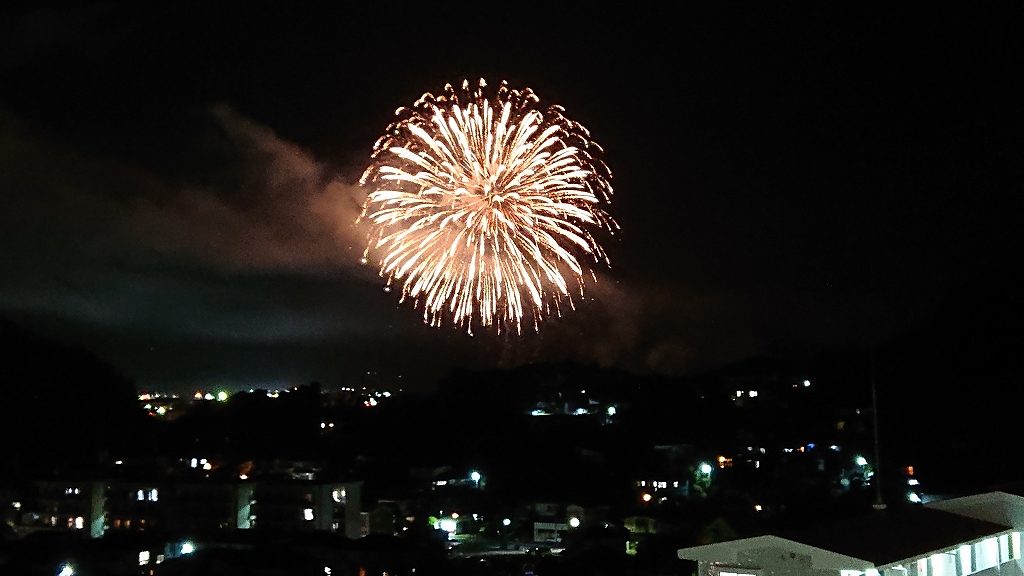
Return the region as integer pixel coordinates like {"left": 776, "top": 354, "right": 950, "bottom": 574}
{"left": 908, "top": 478, "right": 920, "bottom": 486}
{"left": 607, "top": 406, "right": 617, "bottom": 416}
{"left": 180, "top": 541, "right": 194, "bottom": 555}
{"left": 216, "top": 391, "right": 228, "bottom": 402}
{"left": 568, "top": 517, "right": 581, "bottom": 528}
{"left": 324, "top": 567, "right": 332, "bottom": 576}
{"left": 439, "top": 518, "right": 457, "bottom": 533}
{"left": 239, "top": 474, "right": 248, "bottom": 480}
{"left": 451, "top": 512, "right": 459, "bottom": 519}
{"left": 139, "top": 551, "right": 150, "bottom": 566}
{"left": 754, "top": 504, "right": 763, "bottom": 512}
{"left": 699, "top": 463, "right": 713, "bottom": 475}
{"left": 803, "top": 380, "right": 811, "bottom": 387}
{"left": 156, "top": 406, "right": 167, "bottom": 415}
{"left": 332, "top": 489, "right": 346, "bottom": 503}
{"left": 190, "top": 458, "right": 198, "bottom": 468}
{"left": 641, "top": 493, "right": 652, "bottom": 502}
{"left": 303, "top": 508, "right": 314, "bottom": 521}
{"left": 58, "top": 563, "right": 75, "bottom": 576}
{"left": 470, "top": 471, "right": 481, "bottom": 483}
{"left": 502, "top": 518, "right": 511, "bottom": 526}
{"left": 855, "top": 455, "right": 868, "bottom": 467}
{"left": 204, "top": 393, "right": 214, "bottom": 401}
{"left": 908, "top": 492, "right": 922, "bottom": 504}
{"left": 115, "top": 460, "right": 123, "bottom": 465}
{"left": 202, "top": 462, "right": 212, "bottom": 471}
{"left": 749, "top": 390, "right": 758, "bottom": 397}
{"left": 74, "top": 516, "right": 84, "bottom": 530}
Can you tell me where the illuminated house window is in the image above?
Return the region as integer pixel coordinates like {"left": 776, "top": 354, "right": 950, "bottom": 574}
{"left": 148, "top": 489, "right": 159, "bottom": 502}
{"left": 303, "top": 508, "right": 314, "bottom": 521}
{"left": 975, "top": 537, "right": 999, "bottom": 572}
{"left": 958, "top": 544, "right": 972, "bottom": 575}
{"left": 137, "top": 490, "right": 145, "bottom": 501}
{"left": 74, "top": 516, "right": 84, "bottom": 530}
{"left": 139, "top": 551, "right": 150, "bottom": 566}
{"left": 929, "top": 552, "right": 956, "bottom": 576}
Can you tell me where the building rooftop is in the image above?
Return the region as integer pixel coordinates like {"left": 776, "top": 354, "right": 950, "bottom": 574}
{"left": 780, "top": 506, "right": 1009, "bottom": 566}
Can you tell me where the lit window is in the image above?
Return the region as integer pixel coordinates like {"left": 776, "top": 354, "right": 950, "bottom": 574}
{"left": 139, "top": 551, "right": 150, "bottom": 566}
{"left": 137, "top": 490, "right": 145, "bottom": 501}
{"left": 976, "top": 537, "right": 999, "bottom": 571}
{"left": 149, "top": 489, "right": 159, "bottom": 502}
{"left": 332, "top": 489, "right": 346, "bottom": 504}
{"left": 303, "top": 508, "right": 314, "bottom": 521}
{"left": 930, "top": 552, "right": 956, "bottom": 576}
{"left": 74, "top": 516, "right": 84, "bottom": 530}
{"left": 749, "top": 390, "right": 758, "bottom": 397}
{"left": 958, "top": 545, "right": 972, "bottom": 575}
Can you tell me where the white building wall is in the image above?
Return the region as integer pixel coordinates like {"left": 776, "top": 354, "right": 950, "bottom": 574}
{"left": 697, "top": 546, "right": 841, "bottom": 576}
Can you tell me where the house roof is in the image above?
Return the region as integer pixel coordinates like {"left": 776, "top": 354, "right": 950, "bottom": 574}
{"left": 780, "top": 506, "right": 1009, "bottom": 566}
{"left": 926, "top": 491, "right": 1024, "bottom": 531}
{"left": 679, "top": 504, "right": 1012, "bottom": 570}
{"left": 677, "top": 535, "right": 874, "bottom": 571}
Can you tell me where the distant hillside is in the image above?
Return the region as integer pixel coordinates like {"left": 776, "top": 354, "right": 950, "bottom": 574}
{"left": 0, "top": 318, "right": 145, "bottom": 480}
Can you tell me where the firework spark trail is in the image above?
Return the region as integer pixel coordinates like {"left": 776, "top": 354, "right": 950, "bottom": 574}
{"left": 359, "top": 79, "right": 617, "bottom": 334}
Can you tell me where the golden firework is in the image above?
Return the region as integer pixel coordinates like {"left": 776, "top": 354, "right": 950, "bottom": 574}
{"left": 359, "top": 79, "right": 616, "bottom": 334}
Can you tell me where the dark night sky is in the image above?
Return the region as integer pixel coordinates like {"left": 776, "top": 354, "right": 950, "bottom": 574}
{"left": 0, "top": 3, "right": 1019, "bottom": 393}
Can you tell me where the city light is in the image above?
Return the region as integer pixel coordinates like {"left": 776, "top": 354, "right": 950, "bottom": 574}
{"left": 803, "top": 380, "right": 811, "bottom": 387}
{"left": 642, "top": 493, "right": 652, "bottom": 502}
{"left": 754, "top": 504, "right": 763, "bottom": 512}
{"left": 855, "top": 455, "right": 868, "bottom": 467}
{"left": 569, "top": 517, "right": 581, "bottom": 528}
{"left": 502, "top": 518, "right": 511, "bottom": 526}
{"left": 699, "top": 463, "right": 713, "bottom": 475}
{"left": 470, "top": 470, "right": 481, "bottom": 483}
{"left": 58, "top": 563, "right": 75, "bottom": 576}
{"left": 180, "top": 542, "right": 194, "bottom": 555}
{"left": 217, "top": 391, "right": 228, "bottom": 402}
{"left": 607, "top": 406, "right": 617, "bottom": 416}
{"left": 908, "top": 492, "right": 922, "bottom": 504}
{"left": 303, "top": 508, "right": 314, "bottom": 521}
{"left": 439, "top": 518, "right": 457, "bottom": 533}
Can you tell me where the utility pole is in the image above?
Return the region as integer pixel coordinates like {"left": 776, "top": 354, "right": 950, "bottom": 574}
{"left": 871, "top": 350, "right": 886, "bottom": 511}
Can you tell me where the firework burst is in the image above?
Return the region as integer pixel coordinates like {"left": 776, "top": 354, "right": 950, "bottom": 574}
{"left": 359, "top": 79, "right": 617, "bottom": 334}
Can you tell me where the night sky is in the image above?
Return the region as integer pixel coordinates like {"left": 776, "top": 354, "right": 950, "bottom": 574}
{"left": 0, "top": 3, "right": 1018, "bottom": 393}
